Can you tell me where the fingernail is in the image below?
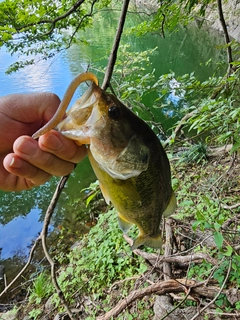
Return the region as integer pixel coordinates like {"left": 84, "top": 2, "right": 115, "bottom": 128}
{"left": 41, "top": 134, "right": 63, "bottom": 151}
{"left": 9, "top": 156, "right": 23, "bottom": 169}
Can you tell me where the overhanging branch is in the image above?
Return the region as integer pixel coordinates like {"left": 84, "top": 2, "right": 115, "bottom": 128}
{"left": 217, "top": 0, "right": 234, "bottom": 70}
{"left": 15, "top": 0, "right": 87, "bottom": 31}
{"left": 102, "top": 0, "right": 130, "bottom": 90}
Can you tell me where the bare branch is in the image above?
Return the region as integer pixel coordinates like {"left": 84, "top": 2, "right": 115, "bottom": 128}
{"left": 0, "top": 174, "right": 74, "bottom": 319}
{"left": 0, "top": 236, "right": 41, "bottom": 298}
{"left": 189, "top": 258, "right": 232, "bottom": 320}
{"left": 102, "top": 0, "right": 130, "bottom": 90}
{"left": 163, "top": 218, "right": 173, "bottom": 280}
{"left": 41, "top": 174, "right": 75, "bottom": 320}
{"left": 96, "top": 278, "right": 223, "bottom": 320}
{"left": 64, "top": 0, "right": 97, "bottom": 50}
{"left": 217, "top": 0, "right": 234, "bottom": 71}
{"left": 123, "top": 234, "right": 218, "bottom": 266}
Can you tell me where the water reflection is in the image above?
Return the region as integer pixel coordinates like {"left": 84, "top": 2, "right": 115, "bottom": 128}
{"left": 0, "top": 209, "right": 45, "bottom": 260}
{"left": 0, "top": 159, "right": 95, "bottom": 260}
{"left": 0, "top": 47, "right": 83, "bottom": 100}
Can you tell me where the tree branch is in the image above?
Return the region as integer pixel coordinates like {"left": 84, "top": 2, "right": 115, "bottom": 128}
{"left": 123, "top": 234, "right": 218, "bottom": 266}
{"left": 40, "top": 174, "right": 75, "bottom": 320}
{"left": 0, "top": 174, "right": 74, "bottom": 319}
{"left": 96, "top": 278, "right": 223, "bottom": 320}
{"left": 217, "top": 0, "right": 234, "bottom": 71}
{"left": 101, "top": 0, "right": 130, "bottom": 90}
{"left": 189, "top": 258, "right": 232, "bottom": 320}
{"left": 0, "top": 236, "right": 41, "bottom": 298}
{"left": 16, "top": 0, "right": 87, "bottom": 31}
{"left": 163, "top": 218, "right": 173, "bottom": 280}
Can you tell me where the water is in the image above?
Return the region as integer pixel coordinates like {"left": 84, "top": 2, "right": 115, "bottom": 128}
{"left": 0, "top": 10, "right": 226, "bottom": 262}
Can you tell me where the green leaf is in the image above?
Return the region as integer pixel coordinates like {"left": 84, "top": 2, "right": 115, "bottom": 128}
{"left": 86, "top": 192, "right": 98, "bottom": 207}
{"left": 223, "top": 245, "right": 233, "bottom": 257}
{"left": 230, "top": 141, "right": 240, "bottom": 154}
{"left": 214, "top": 231, "right": 223, "bottom": 250}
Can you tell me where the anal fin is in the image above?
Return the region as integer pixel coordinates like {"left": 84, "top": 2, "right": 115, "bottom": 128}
{"left": 131, "top": 233, "right": 162, "bottom": 250}
{"left": 118, "top": 214, "right": 133, "bottom": 233}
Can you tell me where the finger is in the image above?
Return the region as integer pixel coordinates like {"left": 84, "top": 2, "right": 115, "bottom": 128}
{"left": 3, "top": 154, "right": 51, "bottom": 189}
{"left": 0, "top": 93, "right": 61, "bottom": 152}
{"left": 1, "top": 92, "right": 60, "bottom": 125}
{"left": 13, "top": 136, "right": 76, "bottom": 176}
{"left": 38, "top": 130, "right": 87, "bottom": 163}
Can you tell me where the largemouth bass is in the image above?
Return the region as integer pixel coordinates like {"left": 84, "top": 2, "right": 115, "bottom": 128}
{"left": 33, "top": 72, "right": 176, "bottom": 250}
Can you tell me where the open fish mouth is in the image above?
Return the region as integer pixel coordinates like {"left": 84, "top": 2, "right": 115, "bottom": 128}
{"left": 56, "top": 79, "right": 150, "bottom": 180}
{"left": 32, "top": 72, "right": 100, "bottom": 140}
{"left": 56, "top": 83, "right": 104, "bottom": 143}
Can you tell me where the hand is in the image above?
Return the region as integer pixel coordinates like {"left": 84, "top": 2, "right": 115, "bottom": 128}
{"left": 0, "top": 93, "right": 86, "bottom": 192}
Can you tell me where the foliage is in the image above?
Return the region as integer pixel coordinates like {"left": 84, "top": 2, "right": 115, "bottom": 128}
{"left": 177, "top": 142, "right": 208, "bottom": 164}
{"left": 184, "top": 72, "right": 240, "bottom": 152}
{"left": 28, "top": 271, "right": 54, "bottom": 305}
{"left": 128, "top": 0, "right": 193, "bottom": 37}
{"left": 28, "top": 308, "right": 42, "bottom": 320}
{"left": 27, "top": 208, "right": 148, "bottom": 317}
{"left": 55, "top": 208, "right": 147, "bottom": 292}
{"left": 172, "top": 155, "right": 240, "bottom": 314}
{"left": 109, "top": 44, "right": 240, "bottom": 148}
{"left": 0, "top": 0, "right": 222, "bottom": 74}
{"left": 0, "top": 0, "right": 112, "bottom": 73}
{"left": 81, "top": 180, "right": 100, "bottom": 207}
{"left": 144, "top": 70, "right": 240, "bottom": 151}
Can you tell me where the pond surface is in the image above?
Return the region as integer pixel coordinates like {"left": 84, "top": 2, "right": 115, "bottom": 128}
{"left": 0, "top": 9, "right": 226, "bottom": 262}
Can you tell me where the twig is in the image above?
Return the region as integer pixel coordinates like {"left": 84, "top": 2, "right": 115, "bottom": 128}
{"left": 101, "top": 0, "right": 130, "bottom": 90}
{"left": 0, "top": 236, "right": 41, "bottom": 298}
{"left": 161, "top": 288, "right": 192, "bottom": 320}
{"left": 96, "top": 279, "right": 187, "bottom": 320}
{"left": 221, "top": 203, "right": 240, "bottom": 210}
{"left": 164, "top": 111, "right": 196, "bottom": 147}
{"left": 189, "top": 258, "right": 232, "bottom": 320}
{"left": 0, "top": 174, "right": 74, "bottom": 319}
{"left": 107, "top": 276, "right": 140, "bottom": 293}
{"left": 124, "top": 234, "right": 218, "bottom": 266}
{"left": 96, "top": 278, "right": 223, "bottom": 320}
{"left": 217, "top": 0, "right": 234, "bottom": 71}
{"left": 40, "top": 174, "right": 75, "bottom": 320}
{"left": 163, "top": 218, "right": 173, "bottom": 280}
{"left": 208, "top": 311, "right": 240, "bottom": 317}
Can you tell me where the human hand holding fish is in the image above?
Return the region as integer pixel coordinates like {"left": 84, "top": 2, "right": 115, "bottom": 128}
{"left": 0, "top": 92, "right": 86, "bottom": 191}
{"left": 32, "top": 72, "right": 176, "bottom": 250}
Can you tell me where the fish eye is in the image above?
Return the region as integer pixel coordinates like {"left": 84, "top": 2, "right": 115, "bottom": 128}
{"left": 108, "top": 105, "right": 121, "bottom": 120}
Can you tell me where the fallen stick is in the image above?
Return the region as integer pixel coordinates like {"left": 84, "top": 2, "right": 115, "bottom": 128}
{"left": 96, "top": 278, "right": 221, "bottom": 320}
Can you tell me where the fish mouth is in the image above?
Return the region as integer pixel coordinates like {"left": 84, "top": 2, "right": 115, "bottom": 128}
{"left": 56, "top": 77, "right": 150, "bottom": 180}
{"left": 56, "top": 82, "right": 103, "bottom": 143}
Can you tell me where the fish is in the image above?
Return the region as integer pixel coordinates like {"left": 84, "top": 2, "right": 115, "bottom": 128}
{"left": 33, "top": 72, "right": 176, "bottom": 250}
